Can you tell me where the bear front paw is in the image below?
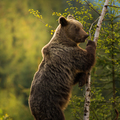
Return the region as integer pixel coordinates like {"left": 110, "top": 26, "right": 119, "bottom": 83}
{"left": 87, "top": 40, "right": 96, "bottom": 48}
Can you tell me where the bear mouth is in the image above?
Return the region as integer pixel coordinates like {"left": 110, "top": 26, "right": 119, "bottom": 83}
{"left": 80, "top": 38, "right": 86, "bottom": 42}
{"left": 81, "top": 35, "right": 89, "bottom": 42}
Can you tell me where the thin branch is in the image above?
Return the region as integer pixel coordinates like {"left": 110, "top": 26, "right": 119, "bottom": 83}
{"left": 90, "top": 106, "right": 99, "bottom": 120}
{"left": 107, "top": 5, "right": 120, "bottom": 8}
{"left": 89, "top": 17, "right": 99, "bottom": 40}
{"left": 84, "top": 0, "right": 101, "bottom": 16}
{"left": 114, "top": 15, "right": 120, "bottom": 19}
{"left": 114, "top": 109, "right": 119, "bottom": 120}
{"left": 38, "top": 19, "right": 55, "bottom": 30}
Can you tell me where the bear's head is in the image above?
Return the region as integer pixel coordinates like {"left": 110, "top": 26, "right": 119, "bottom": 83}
{"left": 58, "top": 15, "right": 89, "bottom": 43}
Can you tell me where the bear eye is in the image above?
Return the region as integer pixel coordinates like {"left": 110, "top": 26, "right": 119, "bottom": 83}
{"left": 75, "top": 27, "right": 80, "bottom": 32}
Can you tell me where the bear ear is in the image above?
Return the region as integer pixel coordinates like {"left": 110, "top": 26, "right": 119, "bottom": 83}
{"left": 67, "top": 15, "right": 75, "bottom": 19}
{"left": 58, "top": 16, "right": 68, "bottom": 27}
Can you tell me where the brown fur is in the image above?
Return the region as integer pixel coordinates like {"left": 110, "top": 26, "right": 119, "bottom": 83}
{"left": 29, "top": 15, "right": 96, "bottom": 120}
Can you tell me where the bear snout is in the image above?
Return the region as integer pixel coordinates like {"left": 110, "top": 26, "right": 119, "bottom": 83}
{"left": 84, "top": 34, "right": 89, "bottom": 39}
{"left": 80, "top": 34, "right": 89, "bottom": 42}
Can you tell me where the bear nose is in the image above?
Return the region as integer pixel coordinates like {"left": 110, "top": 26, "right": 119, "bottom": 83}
{"left": 84, "top": 34, "right": 89, "bottom": 39}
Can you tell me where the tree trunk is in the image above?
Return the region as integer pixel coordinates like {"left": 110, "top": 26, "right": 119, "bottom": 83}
{"left": 83, "top": 0, "right": 109, "bottom": 119}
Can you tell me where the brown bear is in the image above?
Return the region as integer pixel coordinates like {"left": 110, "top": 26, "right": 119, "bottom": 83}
{"left": 29, "top": 15, "right": 96, "bottom": 120}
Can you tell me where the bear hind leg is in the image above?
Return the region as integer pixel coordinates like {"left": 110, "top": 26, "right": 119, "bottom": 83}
{"left": 31, "top": 103, "right": 65, "bottom": 120}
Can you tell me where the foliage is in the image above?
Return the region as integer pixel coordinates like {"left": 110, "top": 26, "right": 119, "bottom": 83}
{"left": 0, "top": 0, "right": 64, "bottom": 120}
{"left": 28, "top": 9, "right": 56, "bottom": 35}
{"left": 0, "top": 0, "right": 120, "bottom": 120}
{"left": 0, "top": 109, "right": 12, "bottom": 120}
{"left": 61, "top": 0, "right": 120, "bottom": 119}
{"left": 40, "top": 0, "right": 119, "bottom": 119}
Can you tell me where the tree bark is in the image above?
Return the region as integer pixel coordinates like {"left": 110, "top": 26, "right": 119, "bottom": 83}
{"left": 83, "top": 0, "right": 109, "bottom": 120}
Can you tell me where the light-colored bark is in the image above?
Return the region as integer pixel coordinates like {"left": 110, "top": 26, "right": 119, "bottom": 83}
{"left": 83, "top": 0, "right": 109, "bottom": 120}
{"left": 93, "top": 0, "right": 109, "bottom": 44}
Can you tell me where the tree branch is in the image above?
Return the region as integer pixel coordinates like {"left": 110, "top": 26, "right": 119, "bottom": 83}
{"left": 93, "top": 0, "right": 109, "bottom": 45}
{"left": 84, "top": 0, "right": 101, "bottom": 16}
{"left": 89, "top": 17, "right": 99, "bottom": 40}
{"left": 107, "top": 5, "right": 120, "bottom": 8}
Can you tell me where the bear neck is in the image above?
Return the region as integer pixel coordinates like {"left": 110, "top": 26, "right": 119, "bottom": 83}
{"left": 51, "top": 25, "right": 77, "bottom": 47}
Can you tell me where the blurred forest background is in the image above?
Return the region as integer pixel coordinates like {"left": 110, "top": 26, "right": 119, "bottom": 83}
{"left": 0, "top": 0, "right": 120, "bottom": 120}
